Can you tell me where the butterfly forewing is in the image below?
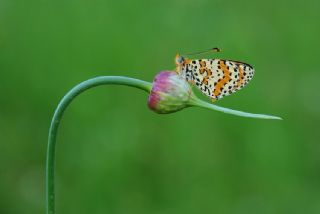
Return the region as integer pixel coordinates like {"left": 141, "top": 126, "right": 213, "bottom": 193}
{"left": 179, "top": 58, "right": 254, "bottom": 100}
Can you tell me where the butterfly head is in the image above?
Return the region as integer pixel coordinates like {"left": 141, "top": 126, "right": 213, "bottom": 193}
{"left": 175, "top": 54, "right": 190, "bottom": 74}
{"left": 175, "top": 54, "right": 185, "bottom": 66}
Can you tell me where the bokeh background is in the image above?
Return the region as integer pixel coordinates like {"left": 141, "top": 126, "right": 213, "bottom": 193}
{"left": 1, "top": 0, "right": 320, "bottom": 213}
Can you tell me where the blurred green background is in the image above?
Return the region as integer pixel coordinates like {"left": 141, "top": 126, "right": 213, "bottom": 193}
{"left": 1, "top": 0, "right": 320, "bottom": 213}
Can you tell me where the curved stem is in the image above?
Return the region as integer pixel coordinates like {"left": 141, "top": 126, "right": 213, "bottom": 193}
{"left": 189, "top": 96, "right": 282, "bottom": 120}
{"left": 46, "top": 76, "right": 152, "bottom": 214}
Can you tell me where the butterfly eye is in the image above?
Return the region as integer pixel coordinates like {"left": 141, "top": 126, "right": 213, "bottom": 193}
{"left": 176, "top": 56, "right": 185, "bottom": 64}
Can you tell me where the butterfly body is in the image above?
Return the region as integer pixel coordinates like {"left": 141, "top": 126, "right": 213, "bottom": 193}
{"left": 175, "top": 54, "right": 254, "bottom": 101}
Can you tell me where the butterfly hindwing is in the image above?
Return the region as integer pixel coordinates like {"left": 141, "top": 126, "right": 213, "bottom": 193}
{"left": 178, "top": 58, "right": 254, "bottom": 101}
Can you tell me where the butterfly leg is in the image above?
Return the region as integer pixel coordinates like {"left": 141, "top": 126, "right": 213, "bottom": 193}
{"left": 211, "top": 98, "right": 217, "bottom": 103}
{"left": 188, "top": 80, "right": 195, "bottom": 85}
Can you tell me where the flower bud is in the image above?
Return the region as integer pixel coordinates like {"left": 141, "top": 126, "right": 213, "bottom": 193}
{"left": 148, "top": 71, "right": 194, "bottom": 114}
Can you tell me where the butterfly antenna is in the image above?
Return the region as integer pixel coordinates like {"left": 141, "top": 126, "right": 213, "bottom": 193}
{"left": 182, "top": 47, "right": 221, "bottom": 57}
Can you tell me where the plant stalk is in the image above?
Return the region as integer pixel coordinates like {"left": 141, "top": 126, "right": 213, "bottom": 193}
{"left": 189, "top": 96, "right": 282, "bottom": 120}
{"left": 46, "top": 76, "right": 152, "bottom": 214}
{"left": 46, "top": 75, "right": 281, "bottom": 214}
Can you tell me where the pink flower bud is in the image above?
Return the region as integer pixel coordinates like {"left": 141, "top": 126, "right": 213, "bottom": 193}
{"left": 148, "top": 71, "right": 194, "bottom": 114}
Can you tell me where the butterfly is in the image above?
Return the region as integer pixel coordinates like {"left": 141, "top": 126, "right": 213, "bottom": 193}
{"left": 175, "top": 48, "right": 254, "bottom": 101}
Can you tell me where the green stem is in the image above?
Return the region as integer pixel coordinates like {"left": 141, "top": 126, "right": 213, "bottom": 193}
{"left": 189, "top": 96, "right": 282, "bottom": 120}
{"left": 46, "top": 76, "right": 152, "bottom": 214}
